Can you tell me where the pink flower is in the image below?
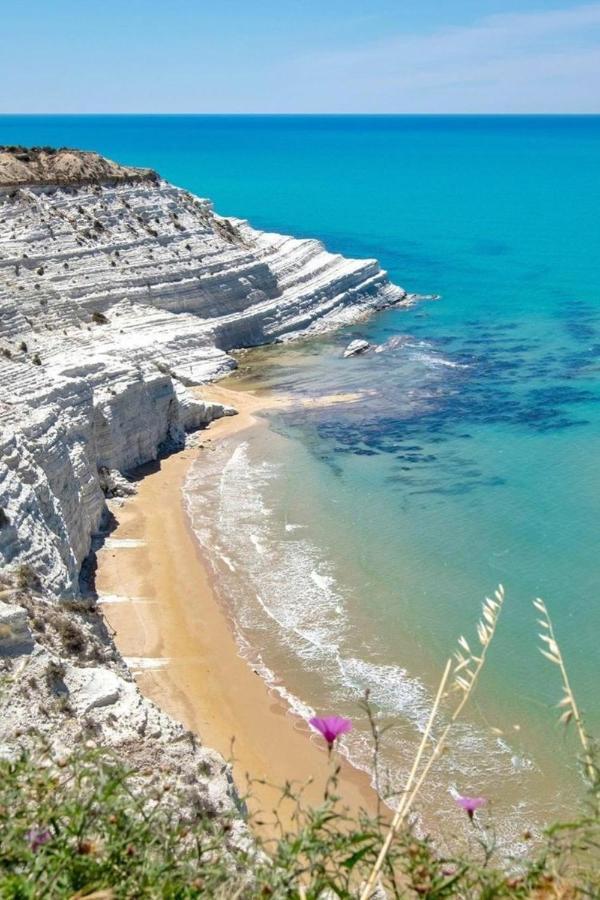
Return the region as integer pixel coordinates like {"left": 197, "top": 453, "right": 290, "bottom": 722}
{"left": 456, "top": 795, "right": 486, "bottom": 821}
{"left": 26, "top": 827, "right": 52, "bottom": 852}
{"left": 309, "top": 715, "right": 352, "bottom": 750}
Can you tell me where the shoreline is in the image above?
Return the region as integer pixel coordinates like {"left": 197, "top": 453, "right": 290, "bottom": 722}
{"left": 95, "top": 383, "right": 379, "bottom": 828}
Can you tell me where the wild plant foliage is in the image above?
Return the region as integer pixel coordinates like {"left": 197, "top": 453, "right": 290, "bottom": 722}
{"left": 360, "top": 585, "right": 505, "bottom": 898}
{"left": 534, "top": 596, "right": 597, "bottom": 786}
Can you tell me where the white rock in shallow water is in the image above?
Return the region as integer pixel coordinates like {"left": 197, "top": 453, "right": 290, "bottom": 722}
{"left": 343, "top": 339, "right": 370, "bottom": 358}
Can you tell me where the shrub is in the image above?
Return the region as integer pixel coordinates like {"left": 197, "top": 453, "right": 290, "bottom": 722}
{"left": 55, "top": 617, "right": 87, "bottom": 655}
{"left": 91, "top": 311, "right": 108, "bottom": 325}
{"left": 14, "top": 564, "right": 41, "bottom": 591}
{"left": 44, "top": 658, "right": 66, "bottom": 691}
{"left": 31, "top": 353, "right": 42, "bottom": 366}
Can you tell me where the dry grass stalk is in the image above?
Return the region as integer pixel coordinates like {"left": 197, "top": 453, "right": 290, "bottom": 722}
{"left": 359, "top": 657, "right": 452, "bottom": 900}
{"left": 533, "top": 597, "right": 595, "bottom": 784}
{"left": 360, "top": 585, "right": 505, "bottom": 900}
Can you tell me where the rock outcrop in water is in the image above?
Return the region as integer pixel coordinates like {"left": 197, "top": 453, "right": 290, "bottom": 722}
{"left": 0, "top": 147, "right": 406, "bottom": 598}
{"left": 343, "top": 338, "right": 370, "bottom": 357}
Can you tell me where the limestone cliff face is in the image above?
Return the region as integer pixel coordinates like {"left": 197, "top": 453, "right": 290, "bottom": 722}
{"left": 0, "top": 571, "right": 247, "bottom": 840}
{"left": 0, "top": 149, "right": 407, "bottom": 597}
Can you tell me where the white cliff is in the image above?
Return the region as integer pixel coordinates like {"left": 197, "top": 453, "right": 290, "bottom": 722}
{"left": 0, "top": 147, "right": 407, "bottom": 598}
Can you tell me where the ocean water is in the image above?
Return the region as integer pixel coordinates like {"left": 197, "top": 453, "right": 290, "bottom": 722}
{"left": 5, "top": 116, "right": 599, "bottom": 851}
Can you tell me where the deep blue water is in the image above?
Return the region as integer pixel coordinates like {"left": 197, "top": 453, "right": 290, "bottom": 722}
{"left": 4, "top": 116, "right": 599, "bottom": 845}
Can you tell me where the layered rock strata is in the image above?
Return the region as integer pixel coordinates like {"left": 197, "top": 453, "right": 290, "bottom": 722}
{"left": 0, "top": 148, "right": 406, "bottom": 597}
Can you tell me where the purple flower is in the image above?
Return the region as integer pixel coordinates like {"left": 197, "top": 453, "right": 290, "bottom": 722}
{"left": 26, "top": 827, "right": 52, "bottom": 852}
{"left": 309, "top": 715, "right": 352, "bottom": 750}
{"left": 456, "top": 795, "right": 486, "bottom": 821}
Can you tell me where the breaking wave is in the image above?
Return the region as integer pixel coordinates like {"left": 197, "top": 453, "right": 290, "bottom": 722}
{"left": 184, "top": 436, "right": 543, "bottom": 856}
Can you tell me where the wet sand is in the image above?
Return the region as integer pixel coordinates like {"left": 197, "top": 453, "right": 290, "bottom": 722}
{"left": 95, "top": 384, "right": 379, "bottom": 829}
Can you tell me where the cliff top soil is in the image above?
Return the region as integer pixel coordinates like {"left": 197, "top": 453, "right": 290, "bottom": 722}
{"left": 0, "top": 146, "right": 157, "bottom": 188}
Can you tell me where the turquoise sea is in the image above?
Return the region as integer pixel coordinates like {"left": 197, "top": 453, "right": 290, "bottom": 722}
{"left": 4, "top": 115, "right": 599, "bottom": 851}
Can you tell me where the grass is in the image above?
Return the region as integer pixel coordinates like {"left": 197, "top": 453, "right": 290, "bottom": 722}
{"left": 533, "top": 598, "right": 596, "bottom": 786}
{"left": 362, "top": 587, "right": 507, "bottom": 899}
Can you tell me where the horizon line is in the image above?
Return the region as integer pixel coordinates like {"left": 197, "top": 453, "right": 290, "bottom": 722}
{"left": 2, "top": 112, "right": 600, "bottom": 118}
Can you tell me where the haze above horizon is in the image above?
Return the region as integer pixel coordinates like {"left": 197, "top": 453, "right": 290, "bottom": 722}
{"left": 3, "top": 1, "right": 600, "bottom": 114}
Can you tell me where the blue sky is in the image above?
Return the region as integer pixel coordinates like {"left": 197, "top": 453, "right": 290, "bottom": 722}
{"left": 2, "top": 1, "right": 600, "bottom": 112}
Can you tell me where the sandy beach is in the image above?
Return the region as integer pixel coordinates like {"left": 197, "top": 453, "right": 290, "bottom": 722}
{"left": 94, "top": 383, "right": 378, "bottom": 829}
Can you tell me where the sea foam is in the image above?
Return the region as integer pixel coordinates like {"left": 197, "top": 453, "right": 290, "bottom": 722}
{"left": 183, "top": 434, "right": 542, "bottom": 857}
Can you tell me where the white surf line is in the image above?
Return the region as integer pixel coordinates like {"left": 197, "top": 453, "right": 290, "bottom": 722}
{"left": 104, "top": 538, "right": 147, "bottom": 549}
